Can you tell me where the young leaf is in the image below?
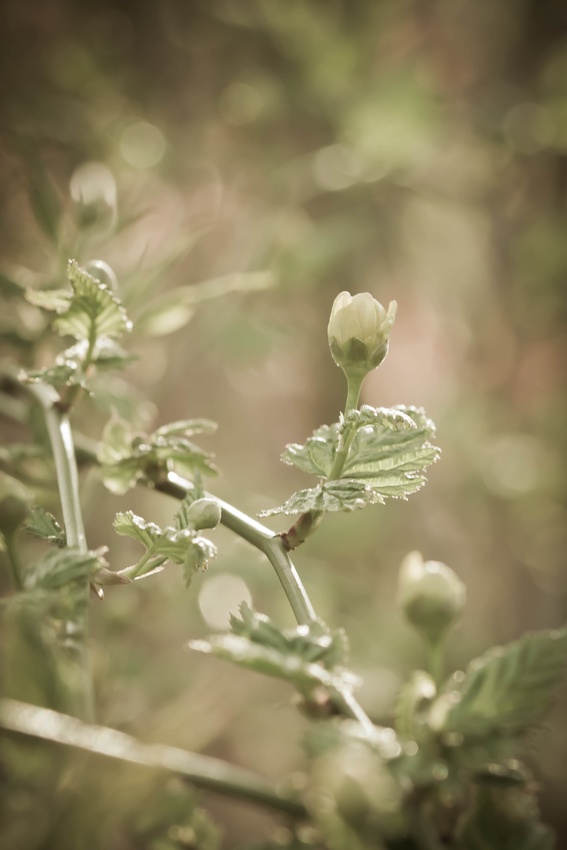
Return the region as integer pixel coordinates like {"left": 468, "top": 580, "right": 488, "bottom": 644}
{"left": 24, "top": 507, "right": 66, "bottom": 548}
{"left": 99, "top": 415, "right": 218, "bottom": 495}
{"left": 341, "top": 404, "right": 417, "bottom": 433}
{"left": 26, "top": 260, "right": 132, "bottom": 342}
{"left": 154, "top": 419, "right": 218, "bottom": 438}
{"left": 114, "top": 511, "right": 217, "bottom": 584}
{"left": 22, "top": 361, "right": 88, "bottom": 392}
{"left": 282, "top": 424, "right": 339, "bottom": 477}
{"left": 430, "top": 628, "right": 567, "bottom": 737}
{"left": 258, "top": 479, "right": 383, "bottom": 517}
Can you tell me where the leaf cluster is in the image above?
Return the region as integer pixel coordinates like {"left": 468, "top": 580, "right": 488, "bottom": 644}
{"left": 98, "top": 416, "right": 218, "bottom": 495}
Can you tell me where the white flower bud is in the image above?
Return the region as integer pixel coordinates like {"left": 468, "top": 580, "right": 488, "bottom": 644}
{"left": 327, "top": 291, "right": 397, "bottom": 380}
{"left": 398, "top": 551, "right": 465, "bottom": 644}
{"left": 70, "top": 161, "right": 117, "bottom": 233}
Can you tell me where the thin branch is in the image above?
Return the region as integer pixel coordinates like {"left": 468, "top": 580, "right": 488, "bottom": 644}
{"left": 0, "top": 389, "right": 373, "bottom": 732}
{"left": 0, "top": 699, "right": 307, "bottom": 819}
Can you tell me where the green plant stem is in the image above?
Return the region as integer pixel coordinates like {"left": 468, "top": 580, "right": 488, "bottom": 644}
{"left": 5, "top": 531, "right": 23, "bottom": 592}
{"left": 164, "top": 472, "right": 317, "bottom": 625}
{"left": 328, "top": 372, "right": 364, "bottom": 481}
{"left": 282, "top": 372, "right": 365, "bottom": 550}
{"left": 426, "top": 638, "right": 446, "bottom": 689}
{"left": 0, "top": 698, "right": 307, "bottom": 819}
{"left": 59, "top": 325, "right": 97, "bottom": 412}
{"left": 25, "top": 382, "right": 94, "bottom": 721}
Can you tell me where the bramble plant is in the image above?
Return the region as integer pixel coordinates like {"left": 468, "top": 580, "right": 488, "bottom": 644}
{"left": 0, "top": 169, "right": 566, "bottom": 850}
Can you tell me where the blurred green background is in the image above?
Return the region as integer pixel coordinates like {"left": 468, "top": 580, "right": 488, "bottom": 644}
{"left": 1, "top": 0, "right": 567, "bottom": 845}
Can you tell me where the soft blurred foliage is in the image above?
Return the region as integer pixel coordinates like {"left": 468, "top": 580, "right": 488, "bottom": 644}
{"left": 1, "top": 0, "right": 567, "bottom": 844}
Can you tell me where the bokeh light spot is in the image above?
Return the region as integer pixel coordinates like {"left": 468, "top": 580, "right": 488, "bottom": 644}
{"left": 120, "top": 121, "right": 166, "bottom": 168}
{"left": 198, "top": 573, "right": 252, "bottom": 630}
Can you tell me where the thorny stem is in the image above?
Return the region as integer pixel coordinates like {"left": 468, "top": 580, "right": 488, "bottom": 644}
{"left": 0, "top": 699, "right": 307, "bottom": 819}
{"left": 25, "top": 382, "right": 94, "bottom": 721}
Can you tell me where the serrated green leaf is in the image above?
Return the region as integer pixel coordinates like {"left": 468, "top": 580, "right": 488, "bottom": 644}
{"left": 430, "top": 628, "right": 567, "bottom": 737}
{"left": 24, "top": 507, "right": 66, "bottom": 548}
{"left": 341, "top": 404, "right": 417, "bottom": 433}
{"left": 230, "top": 602, "right": 348, "bottom": 670}
{"left": 189, "top": 633, "right": 339, "bottom": 694}
{"left": 282, "top": 423, "right": 339, "bottom": 477}
{"left": 24, "top": 546, "right": 107, "bottom": 592}
{"left": 259, "top": 479, "right": 383, "bottom": 517}
{"left": 65, "top": 337, "right": 137, "bottom": 371}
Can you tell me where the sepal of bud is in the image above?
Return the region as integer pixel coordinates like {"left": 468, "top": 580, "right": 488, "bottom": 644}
{"left": 328, "top": 291, "right": 396, "bottom": 380}
{"left": 398, "top": 551, "right": 465, "bottom": 644}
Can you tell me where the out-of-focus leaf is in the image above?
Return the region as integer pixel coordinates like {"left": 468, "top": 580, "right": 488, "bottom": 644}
{"left": 154, "top": 419, "right": 218, "bottom": 438}
{"left": 395, "top": 671, "right": 436, "bottom": 740}
{"left": 24, "top": 507, "right": 66, "bottom": 548}
{"left": 25, "top": 289, "right": 71, "bottom": 311}
{"left": 24, "top": 546, "right": 108, "bottom": 592}
{"left": 136, "top": 270, "right": 274, "bottom": 337}
{"left": 430, "top": 628, "right": 567, "bottom": 737}
{"left": 458, "top": 785, "right": 555, "bottom": 850}
{"left": 23, "top": 145, "right": 61, "bottom": 243}
{"left": 190, "top": 633, "right": 340, "bottom": 693}
{"left": 99, "top": 414, "right": 218, "bottom": 495}
{"left": 22, "top": 361, "right": 88, "bottom": 392}
{"left": 258, "top": 479, "right": 382, "bottom": 517}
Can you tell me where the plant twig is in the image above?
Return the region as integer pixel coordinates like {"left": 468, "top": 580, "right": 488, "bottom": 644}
{"left": 0, "top": 389, "right": 373, "bottom": 732}
{"left": 24, "top": 382, "right": 94, "bottom": 720}
{"left": 0, "top": 698, "right": 307, "bottom": 819}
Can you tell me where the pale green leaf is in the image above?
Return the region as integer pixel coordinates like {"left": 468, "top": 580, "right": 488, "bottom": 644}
{"left": 430, "top": 628, "right": 567, "bottom": 737}
{"left": 24, "top": 507, "right": 66, "bottom": 548}
{"left": 53, "top": 260, "right": 132, "bottom": 341}
{"left": 282, "top": 423, "right": 339, "bottom": 477}
{"left": 25, "top": 288, "right": 72, "bottom": 311}
{"left": 189, "top": 634, "right": 338, "bottom": 693}
{"left": 341, "top": 404, "right": 417, "bottom": 433}
{"left": 154, "top": 419, "right": 218, "bottom": 438}
{"left": 258, "top": 479, "right": 383, "bottom": 517}
{"left": 114, "top": 511, "right": 217, "bottom": 572}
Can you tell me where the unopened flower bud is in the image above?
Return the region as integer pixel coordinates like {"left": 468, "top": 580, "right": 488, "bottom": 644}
{"left": 328, "top": 291, "right": 396, "bottom": 380}
{"left": 183, "top": 498, "right": 221, "bottom": 531}
{"left": 70, "top": 161, "right": 117, "bottom": 233}
{"left": 398, "top": 551, "right": 465, "bottom": 644}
